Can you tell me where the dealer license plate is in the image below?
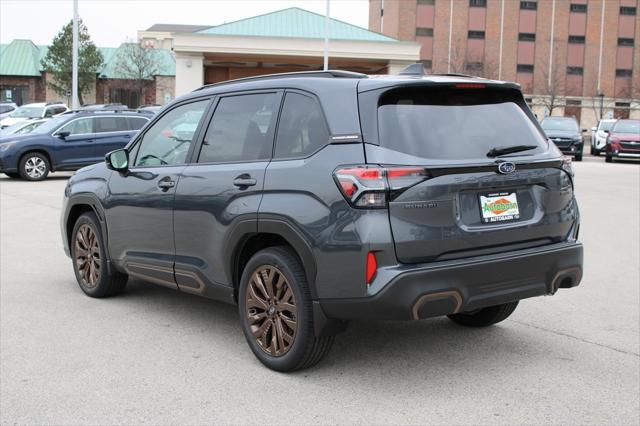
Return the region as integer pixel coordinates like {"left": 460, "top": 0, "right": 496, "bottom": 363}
{"left": 479, "top": 192, "right": 520, "bottom": 223}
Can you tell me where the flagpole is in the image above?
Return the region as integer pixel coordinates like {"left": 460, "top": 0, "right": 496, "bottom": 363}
{"left": 72, "top": 0, "right": 79, "bottom": 109}
{"left": 323, "top": 0, "right": 330, "bottom": 71}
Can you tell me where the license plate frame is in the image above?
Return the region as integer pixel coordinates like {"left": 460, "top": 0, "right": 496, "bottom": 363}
{"left": 479, "top": 192, "right": 520, "bottom": 224}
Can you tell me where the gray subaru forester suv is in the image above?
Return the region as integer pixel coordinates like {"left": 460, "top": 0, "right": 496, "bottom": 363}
{"left": 61, "top": 69, "right": 583, "bottom": 371}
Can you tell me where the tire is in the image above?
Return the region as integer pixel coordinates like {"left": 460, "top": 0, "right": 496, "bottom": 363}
{"left": 574, "top": 152, "right": 583, "bottom": 161}
{"left": 590, "top": 145, "right": 595, "bottom": 155}
{"left": 18, "top": 152, "right": 50, "bottom": 181}
{"left": 70, "top": 212, "right": 127, "bottom": 298}
{"left": 594, "top": 149, "right": 600, "bottom": 156}
{"left": 605, "top": 154, "right": 612, "bottom": 163}
{"left": 447, "top": 301, "right": 519, "bottom": 327}
{"left": 238, "top": 246, "right": 334, "bottom": 372}
{"left": 3, "top": 172, "right": 20, "bottom": 179}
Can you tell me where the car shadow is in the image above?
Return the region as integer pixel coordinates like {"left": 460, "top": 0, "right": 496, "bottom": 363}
{"left": 0, "top": 174, "right": 72, "bottom": 182}
{"left": 119, "top": 279, "right": 557, "bottom": 379}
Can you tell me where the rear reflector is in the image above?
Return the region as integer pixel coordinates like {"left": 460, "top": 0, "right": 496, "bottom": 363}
{"left": 366, "top": 252, "right": 378, "bottom": 285}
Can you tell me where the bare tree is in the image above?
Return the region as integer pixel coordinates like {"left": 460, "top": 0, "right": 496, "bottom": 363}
{"left": 445, "top": 36, "right": 499, "bottom": 79}
{"left": 538, "top": 60, "right": 565, "bottom": 116}
{"left": 113, "top": 43, "right": 160, "bottom": 107}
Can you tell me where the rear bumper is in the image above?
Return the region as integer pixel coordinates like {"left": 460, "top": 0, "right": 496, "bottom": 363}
{"left": 320, "top": 241, "right": 583, "bottom": 321}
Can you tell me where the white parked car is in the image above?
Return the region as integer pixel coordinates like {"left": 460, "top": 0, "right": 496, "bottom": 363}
{"left": 0, "top": 102, "right": 68, "bottom": 129}
{"left": 590, "top": 119, "right": 616, "bottom": 156}
{"left": 0, "top": 118, "right": 48, "bottom": 137}
{"left": 0, "top": 102, "right": 18, "bottom": 120}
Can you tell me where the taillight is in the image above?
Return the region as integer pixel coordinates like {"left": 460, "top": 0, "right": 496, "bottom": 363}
{"left": 366, "top": 251, "right": 378, "bottom": 285}
{"left": 333, "top": 165, "right": 429, "bottom": 208}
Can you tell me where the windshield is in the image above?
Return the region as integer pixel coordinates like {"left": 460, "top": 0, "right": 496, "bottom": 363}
{"left": 377, "top": 88, "right": 547, "bottom": 160}
{"left": 612, "top": 120, "right": 640, "bottom": 134}
{"left": 599, "top": 121, "right": 615, "bottom": 131}
{"left": 541, "top": 119, "right": 578, "bottom": 131}
{"left": 10, "top": 106, "right": 44, "bottom": 118}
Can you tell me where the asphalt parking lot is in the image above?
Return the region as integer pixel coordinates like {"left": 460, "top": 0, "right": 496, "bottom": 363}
{"left": 1, "top": 154, "right": 638, "bottom": 425}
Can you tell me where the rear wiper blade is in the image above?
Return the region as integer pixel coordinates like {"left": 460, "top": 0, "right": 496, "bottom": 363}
{"left": 486, "top": 144, "right": 538, "bottom": 158}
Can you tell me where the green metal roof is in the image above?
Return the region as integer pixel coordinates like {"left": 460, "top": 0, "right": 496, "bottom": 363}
{"left": 0, "top": 40, "right": 175, "bottom": 78}
{"left": 197, "top": 7, "right": 399, "bottom": 42}
{"left": 0, "top": 39, "right": 42, "bottom": 76}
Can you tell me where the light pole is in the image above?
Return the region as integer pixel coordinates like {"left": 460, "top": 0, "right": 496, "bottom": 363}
{"left": 598, "top": 92, "right": 604, "bottom": 119}
{"left": 323, "top": 0, "right": 330, "bottom": 71}
{"left": 71, "top": 0, "right": 79, "bottom": 110}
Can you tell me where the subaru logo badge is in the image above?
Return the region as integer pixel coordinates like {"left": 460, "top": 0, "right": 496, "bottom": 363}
{"left": 498, "top": 162, "right": 516, "bottom": 174}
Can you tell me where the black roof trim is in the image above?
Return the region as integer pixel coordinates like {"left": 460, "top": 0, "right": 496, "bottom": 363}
{"left": 194, "top": 70, "right": 368, "bottom": 92}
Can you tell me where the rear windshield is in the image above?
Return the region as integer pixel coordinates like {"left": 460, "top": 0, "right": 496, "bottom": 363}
{"left": 377, "top": 87, "right": 546, "bottom": 160}
{"left": 612, "top": 120, "right": 640, "bottom": 134}
{"left": 541, "top": 119, "right": 578, "bottom": 131}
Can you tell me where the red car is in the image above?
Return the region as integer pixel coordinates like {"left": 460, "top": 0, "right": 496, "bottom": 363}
{"left": 606, "top": 119, "right": 640, "bottom": 163}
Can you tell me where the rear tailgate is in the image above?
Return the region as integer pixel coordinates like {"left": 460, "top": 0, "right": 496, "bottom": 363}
{"left": 359, "top": 82, "right": 578, "bottom": 263}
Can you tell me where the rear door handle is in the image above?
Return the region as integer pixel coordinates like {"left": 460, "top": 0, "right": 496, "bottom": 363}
{"left": 233, "top": 174, "right": 257, "bottom": 188}
{"left": 157, "top": 179, "right": 175, "bottom": 190}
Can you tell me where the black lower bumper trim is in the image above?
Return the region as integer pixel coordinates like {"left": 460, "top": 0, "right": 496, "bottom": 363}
{"left": 320, "top": 242, "right": 583, "bottom": 321}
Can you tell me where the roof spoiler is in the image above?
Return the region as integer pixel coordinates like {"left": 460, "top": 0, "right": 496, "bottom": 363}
{"left": 398, "top": 63, "right": 426, "bottom": 76}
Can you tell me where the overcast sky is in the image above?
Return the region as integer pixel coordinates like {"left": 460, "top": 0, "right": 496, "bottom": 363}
{"left": 0, "top": 0, "right": 369, "bottom": 47}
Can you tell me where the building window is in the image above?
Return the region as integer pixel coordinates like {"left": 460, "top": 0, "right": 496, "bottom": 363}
{"left": 465, "top": 62, "right": 484, "bottom": 72}
{"left": 620, "top": 6, "right": 636, "bottom": 15}
{"left": 420, "top": 60, "right": 433, "bottom": 69}
{"left": 566, "top": 100, "right": 581, "bottom": 106}
{"left": 570, "top": 4, "right": 587, "bottom": 13}
{"left": 568, "top": 35, "right": 585, "bottom": 44}
{"left": 468, "top": 30, "right": 485, "bottom": 39}
{"left": 469, "top": 0, "right": 487, "bottom": 7}
{"left": 416, "top": 28, "right": 434, "bottom": 37}
{"left": 517, "top": 64, "right": 534, "bottom": 73}
{"left": 417, "top": 0, "right": 435, "bottom": 4}
{"left": 567, "top": 67, "right": 583, "bottom": 75}
{"left": 615, "top": 102, "right": 631, "bottom": 108}
{"left": 519, "top": 33, "right": 536, "bottom": 42}
{"left": 616, "top": 69, "right": 633, "bottom": 77}
{"left": 520, "top": 1, "right": 537, "bottom": 10}
{"left": 618, "top": 38, "right": 635, "bottom": 47}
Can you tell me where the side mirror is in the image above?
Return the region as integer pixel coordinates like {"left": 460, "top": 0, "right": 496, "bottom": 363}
{"left": 57, "top": 131, "right": 70, "bottom": 139}
{"left": 105, "top": 149, "right": 129, "bottom": 172}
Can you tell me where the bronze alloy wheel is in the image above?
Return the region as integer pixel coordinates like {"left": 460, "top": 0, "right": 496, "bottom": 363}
{"left": 245, "top": 265, "right": 298, "bottom": 356}
{"left": 74, "top": 224, "right": 101, "bottom": 288}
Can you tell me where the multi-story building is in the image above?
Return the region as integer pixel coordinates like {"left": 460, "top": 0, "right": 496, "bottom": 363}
{"left": 369, "top": 0, "right": 640, "bottom": 127}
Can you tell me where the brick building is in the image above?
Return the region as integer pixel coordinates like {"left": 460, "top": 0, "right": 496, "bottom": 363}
{"left": 0, "top": 39, "right": 175, "bottom": 107}
{"left": 369, "top": 0, "right": 640, "bottom": 127}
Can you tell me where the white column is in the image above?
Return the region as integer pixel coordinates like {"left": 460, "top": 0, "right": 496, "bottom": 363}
{"left": 174, "top": 53, "right": 204, "bottom": 97}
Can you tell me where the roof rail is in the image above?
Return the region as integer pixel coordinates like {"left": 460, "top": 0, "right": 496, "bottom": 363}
{"left": 195, "top": 70, "right": 367, "bottom": 91}
{"left": 45, "top": 101, "right": 66, "bottom": 106}
{"left": 63, "top": 108, "right": 141, "bottom": 114}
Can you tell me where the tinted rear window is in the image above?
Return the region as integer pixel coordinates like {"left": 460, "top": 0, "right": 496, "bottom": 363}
{"left": 377, "top": 87, "right": 546, "bottom": 160}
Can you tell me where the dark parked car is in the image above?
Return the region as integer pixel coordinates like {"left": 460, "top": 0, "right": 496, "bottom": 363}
{"left": 61, "top": 69, "right": 583, "bottom": 371}
{"left": 0, "top": 110, "right": 149, "bottom": 180}
{"left": 541, "top": 116, "right": 585, "bottom": 161}
{"left": 605, "top": 119, "right": 640, "bottom": 163}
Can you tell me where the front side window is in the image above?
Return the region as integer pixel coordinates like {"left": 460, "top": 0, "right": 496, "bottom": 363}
{"left": 58, "top": 118, "right": 93, "bottom": 135}
{"left": 132, "top": 99, "right": 209, "bottom": 167}
{"left": 198, "top": 93, "right": 280, "bottom": 163}
{"left": 274, "top": 92, "right": 330, "bottom": 159}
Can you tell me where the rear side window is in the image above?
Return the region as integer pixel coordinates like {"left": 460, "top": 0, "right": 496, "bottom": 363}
{"left": 94, "top": 117, "right": 127, "bottom": 133}
{"left": 0, "top": 105, "right": 14, "bottom": 114}
{"left": 128, "top": 116, "right": 148, "bottom": 130}
{"left": 377, "top": 87, "right": 546, "bottom": 160}
{"left": 274, "top": 92, "right": 329, "bottom": 159}
{"left": 198, "top": 93, "right": 280, "bottom": 163}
